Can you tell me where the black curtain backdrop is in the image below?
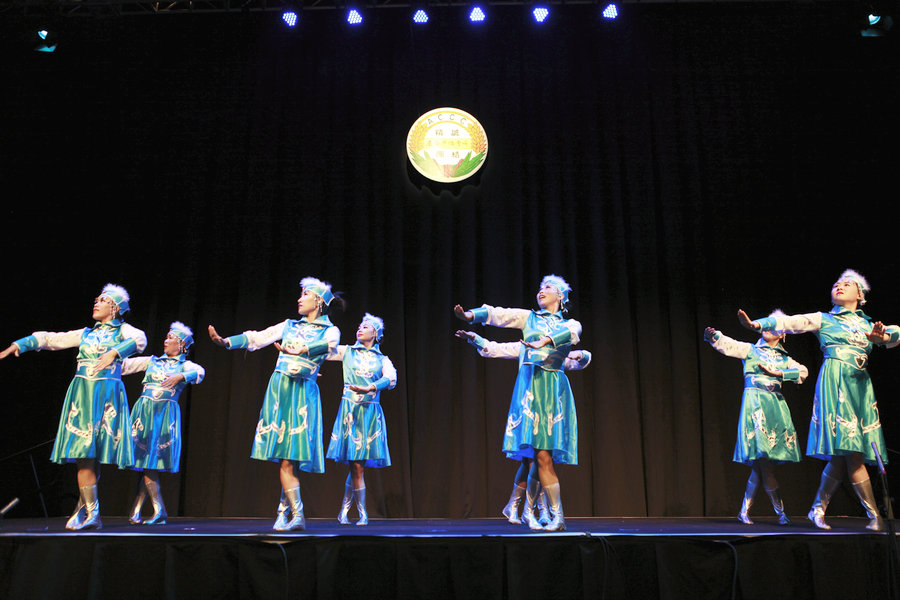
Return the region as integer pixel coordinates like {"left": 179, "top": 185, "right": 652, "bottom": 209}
{"left": 1, "top": 2, "right": 898, "bottom": 520}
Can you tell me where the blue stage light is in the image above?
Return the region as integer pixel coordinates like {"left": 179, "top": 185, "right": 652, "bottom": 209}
{"left": 861, "top": 14, "right": 893, "bottom": 36}
{"left": 35, "top": 29, "right": 57, "bottom": 52}
{"left": 532, "top": 6, "right": 549, "bottom": 23}
{"left": 602, "top": 3, "right": 618, "bottom": 19}
{"left": 347, "top": 8, "right": 364, "bottom": 25}
{"left": 282, "top": 11, "right": 298, "bottom": 27}
{"left": 469, "top": 5, "right": 486, "bottom": 22}
{"left": 413, "top": 8, "right": 429, "bottom": 24}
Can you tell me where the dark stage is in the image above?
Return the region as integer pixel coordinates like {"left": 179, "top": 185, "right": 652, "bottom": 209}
{"left": 2, "top": 516, "right": 898, "bottom": 599}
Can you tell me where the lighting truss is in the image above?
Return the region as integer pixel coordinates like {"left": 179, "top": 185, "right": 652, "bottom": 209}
{"left": 7, "top": 0, "right": 851, "bottom": 17}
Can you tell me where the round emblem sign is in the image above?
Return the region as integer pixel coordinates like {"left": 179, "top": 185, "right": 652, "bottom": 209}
{"left": 406, "top": 107, "right": 488, "bottom": 183}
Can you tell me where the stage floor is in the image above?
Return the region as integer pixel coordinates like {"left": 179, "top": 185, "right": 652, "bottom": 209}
{"left": 0, "top": 515, "right": 894, "bottom": 537}
{"left": 3, "top": 517, "right": 898, "bottom": 599}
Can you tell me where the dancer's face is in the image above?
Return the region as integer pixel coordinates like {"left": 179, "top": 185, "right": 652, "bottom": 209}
{"left": 356, "top": 322, "right": 377, "bottom": 344}
{"left": 92, "top": 295, "right": 116, "bottom": 323}
{"left": 536, "top": 284, "right": 561, "bottom": 313}
{"left": 297, "top": 288, "right": 319, "bottom": 316}
{"left": 831, "top": 279, "right": 862, "bottom": 308}
{"left": 762, "top": 330, "right": 784, "bottom": 346}
{"left": 163, "top": 332, "right": 183, "bottom": 357}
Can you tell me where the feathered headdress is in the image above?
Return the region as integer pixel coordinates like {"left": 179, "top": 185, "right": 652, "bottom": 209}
{"left": 168, "top": 321, "right": 194, "bottom": 351}
{"left": 100, "top": 283, "right": 130, "bottom": 315}
{"left": 540, "top": 274, "right": 572, "bottom": 310}
{"left": 361, "top": 313, "right": 385, "bottom": 341}
{"left": 300, "top": 277, "right": 335, "bottom": 306}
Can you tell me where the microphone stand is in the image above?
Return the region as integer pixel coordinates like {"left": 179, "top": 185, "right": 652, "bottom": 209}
{"left": 872, "top": 442, "right": 899, "bottom": 600}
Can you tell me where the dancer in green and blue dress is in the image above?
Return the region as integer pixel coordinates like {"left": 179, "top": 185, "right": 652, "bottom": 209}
{"left": 454, "top": 274, "right": 582, "bottom": 531}
{"left": 124, "top": 322, "right": 204, "bottom": 525}
{"left": 455, "top": 330, "right": 591, "bottom": 526}
{"left": 208, "top": 277, "right": 342, "bottom": 531}
{"left": 704, "top": 312, "right": 808, "bottom": 525}
{"left": 0, "top": 284, "right": 147, "bottom": 530}
{"left": 324, "top": 313, "right": 397, "bottom": 526}
{"left": 739, "top": 269, "right": 900, "bottom": 531}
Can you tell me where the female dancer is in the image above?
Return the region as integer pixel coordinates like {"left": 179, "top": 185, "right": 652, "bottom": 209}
{"left": 0, "top": 284, "right": 146, "bottom": 530}
{"left": 703, "top": 312, "right": 807, "bottom": 525}
{"left": 323, "top": 313, "right": 397, "bottom": 526}
{"left": 208, "top": 277, "right": 342, "bottom": 531}
{"left": 739, "top": 269, "right": 899, "bottom": 530}
{"left": 454, "top": 274, "right": 582, "bottom": 531}
{"left": 124, "top": 322, "right": 205, "bottom": 525}
{"left": 455, "top": 330, "right": 591, "bottom": 526}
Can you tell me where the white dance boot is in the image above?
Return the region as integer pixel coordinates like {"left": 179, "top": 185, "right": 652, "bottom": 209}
{"left": 66, "top": 497, "right": 86, "bottom": 530}
{"left": 129, "top": 485, "right": 147, "bottom": 525}
{"left": 738, "top": 471, "right": 759, "bottom": 525}
{"left": 764, "top": 487, "right": 791, "bottom": 525}
{"left": 70, "top": 485, "right": 102, "bottom": 531}
{"left": 808, "top": 466, "right": 841, "bottom": 530}
{"left": 273, "top": 487, "right": 305, "bottom": 531}
{"left": 338, "top": 477, "right": 354, "bottom": 525}
{"left": 522, "top": 477, "right": 543, "bottom": 530}
{"left": 501, "top": 485, "right": 525, "bottom": 525}
{"left": 852, "top": 478, "right": 884, "bottom": 532}
{"left": 543, "top": 483, "right": 565, "bottom": 532}
{"left": 355, "top": 487, "right": 368, "bottom": 526}
{"left": 274, "top": 490, "right": 289, "bottom": 530}
{"left": 144, "top": 479, "right": 168, "bottom": 525}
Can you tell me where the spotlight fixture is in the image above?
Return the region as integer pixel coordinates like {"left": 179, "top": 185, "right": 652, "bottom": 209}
{"left": 346, "top": 8, "right": 364, "bottom": 25}
{"left": 35, "top": 29, "right": 57, "bottom": 52}
{"left": 861, "top": 13, "right": 893, "bottom": 36}
{"left": 468, "top": 5, "right": 486, "bottom": 23}
{"left": 601, "top": 3, "right": 618, "bottom": 20}
{"left": 412, "top": 7, "right": 429, "bottom": 24}
{"left": 282, "top": 10, "right": 299, "bottom": 27}
{"left": 531, "top": 6, "right": 550, "bottom": 23}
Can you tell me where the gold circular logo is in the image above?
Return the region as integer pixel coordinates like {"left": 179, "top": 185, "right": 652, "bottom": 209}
{"left": 406, "top": 107, "right": 488, "bottom": 183}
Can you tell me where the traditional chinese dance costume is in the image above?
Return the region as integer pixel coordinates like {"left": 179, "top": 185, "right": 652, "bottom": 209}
{"left": 706, "top": 328, "right": 807, "bottom": 524}
{"left": 756, "top": 304, "right": 900, "bottom": 529}
{"left": 462, "top": 333, "right": 590, "bottom": 526}
{"left": 124, "top": 322, "right": 204, "bottom": 524}
{"left": 217, "top": 277, "right": 341, "bottom": 531}
{"left": 326, "top": 314, "right": 397, "bottom": 525}
{"left": 9, "top": 284, "right": 146, "bottom": 529}
{"left": 460, "top": 275, "right": 582, "bottom": 531}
